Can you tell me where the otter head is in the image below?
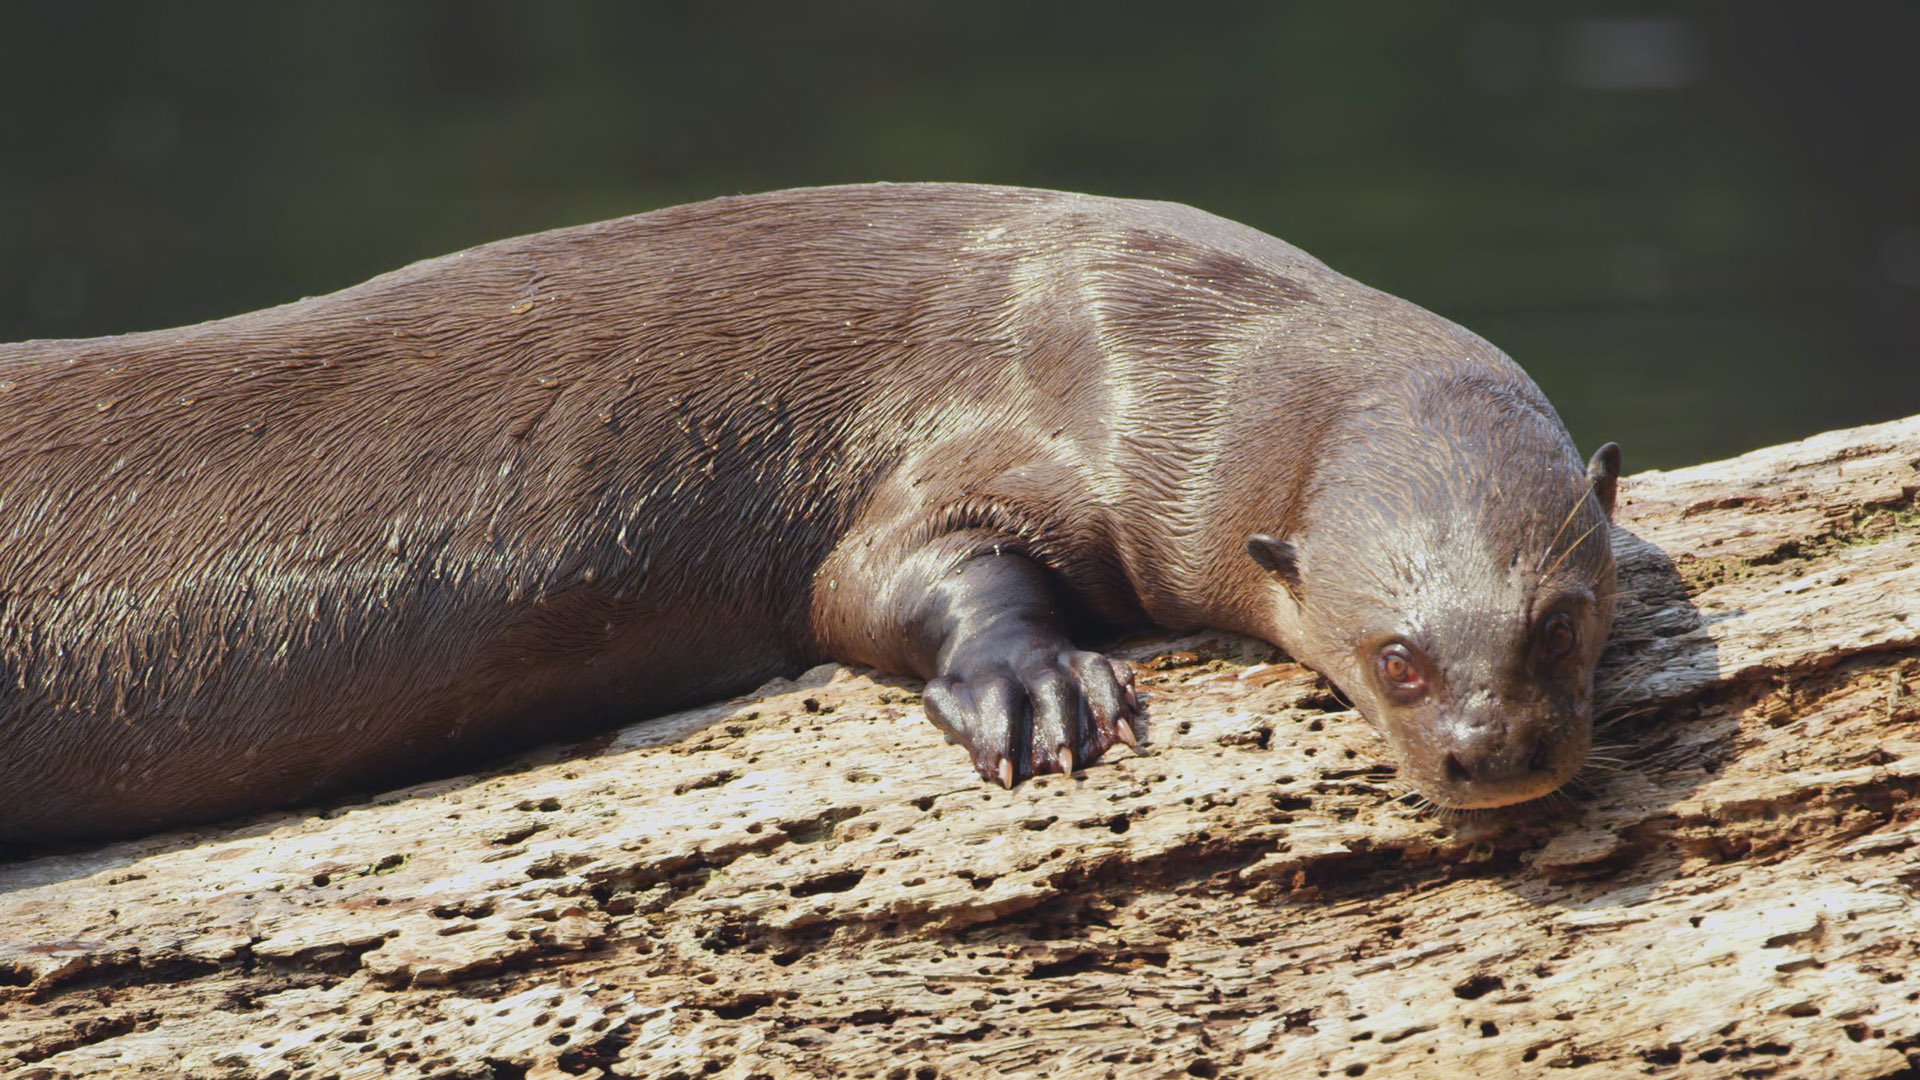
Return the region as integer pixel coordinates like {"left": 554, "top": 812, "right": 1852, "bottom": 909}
{"left": 1244, "top": 399, "right": 1621, "bottom": 810}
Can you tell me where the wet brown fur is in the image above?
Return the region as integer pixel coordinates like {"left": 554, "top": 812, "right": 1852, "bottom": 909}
{"left": 0, "top": 183, "right": 1613, "bottom": 842}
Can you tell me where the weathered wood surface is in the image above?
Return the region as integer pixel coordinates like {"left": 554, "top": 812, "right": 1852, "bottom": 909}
{"left": 2, "top": 416, "right": 1917, "bottom": 1080}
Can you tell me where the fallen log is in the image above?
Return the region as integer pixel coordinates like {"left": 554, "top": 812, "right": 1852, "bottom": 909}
{"left": 3, "top": 415, "right": 1917, "bottom": 1079}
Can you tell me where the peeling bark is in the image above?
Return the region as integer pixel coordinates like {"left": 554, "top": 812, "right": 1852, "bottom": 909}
{"left": 3, "top": 417, "right": 1917, "bottom": 1080}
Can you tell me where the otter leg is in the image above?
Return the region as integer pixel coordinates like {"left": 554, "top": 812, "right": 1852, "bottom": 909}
{"left": 906, "top": 552, "right": 1141, "bottom": 786}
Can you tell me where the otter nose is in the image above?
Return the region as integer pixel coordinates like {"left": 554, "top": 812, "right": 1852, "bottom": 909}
{"left": 1440, "top": 704, "right": 1553, "bottom": 790}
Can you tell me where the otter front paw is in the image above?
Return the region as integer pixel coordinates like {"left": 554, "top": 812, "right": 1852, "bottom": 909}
{"left": 922, "top": 649, "right": 1142, "bottom": 787}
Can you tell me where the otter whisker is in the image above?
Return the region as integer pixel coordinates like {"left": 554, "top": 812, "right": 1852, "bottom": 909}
{"left": 1562, "top": 775, "right": 1601, "bottom": 799}
{"left": 1595, "top": 705, "right": 1658, "bottom": 730}
{"left": 1541, "top": 519, "right": 1605, "bottom": 582}
{"left": 1536, "top": 490, "right": 1592, "bottom": 575}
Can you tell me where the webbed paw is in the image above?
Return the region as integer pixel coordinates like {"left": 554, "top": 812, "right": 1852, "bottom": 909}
{"left": 922, "top": 648, "right": 1141, "bottom": 787}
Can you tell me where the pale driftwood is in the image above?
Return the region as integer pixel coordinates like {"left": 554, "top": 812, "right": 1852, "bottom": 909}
{"left": 2, "top": 416, "right": 1916, "bottom": 1080}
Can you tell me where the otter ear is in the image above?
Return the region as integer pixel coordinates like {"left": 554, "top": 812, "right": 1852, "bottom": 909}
{"left": 1246, "top": 534, "right": 1302, "bottom": 595}
{"left": 1587, "top": 442, "right": 1621, "bottom": 519}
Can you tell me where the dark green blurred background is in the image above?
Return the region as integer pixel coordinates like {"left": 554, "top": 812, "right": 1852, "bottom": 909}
{"left": 4, "top": 2, "right": 1916, "bottom": 469}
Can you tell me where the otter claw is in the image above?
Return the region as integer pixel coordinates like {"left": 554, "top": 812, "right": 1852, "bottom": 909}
{"left": 927, "top": 645, "right": 1145, "bottom": 788}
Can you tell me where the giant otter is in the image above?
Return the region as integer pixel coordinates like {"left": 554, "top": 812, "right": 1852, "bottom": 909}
{"left": 0, "top": 183, "right": 1618, "bottom": 843}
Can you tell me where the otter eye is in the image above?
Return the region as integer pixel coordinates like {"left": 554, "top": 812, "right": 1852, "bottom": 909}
{"left": 1539, "top": 611, "right": 1577, "bottom": 661}
{"left": 1375, "top": 643, "right": 1427, "bottom": 698}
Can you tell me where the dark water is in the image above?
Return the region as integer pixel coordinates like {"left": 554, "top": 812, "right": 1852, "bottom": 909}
{"left": 4, "top": 2, "right": 1916, "bottom": 469}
